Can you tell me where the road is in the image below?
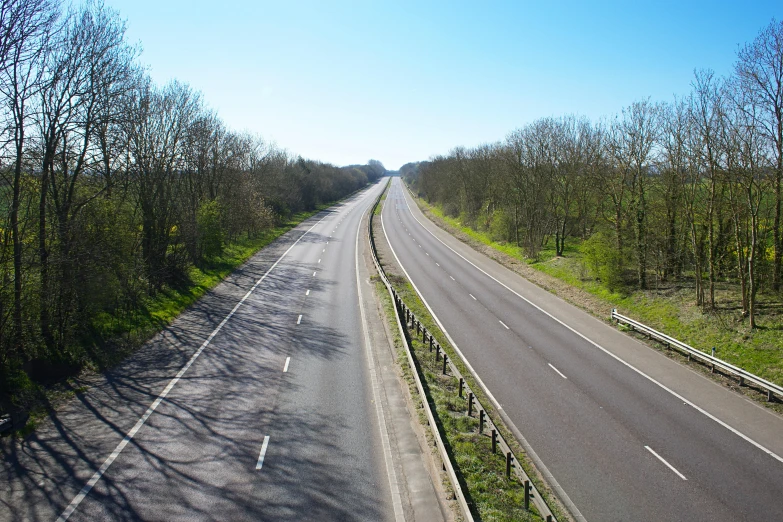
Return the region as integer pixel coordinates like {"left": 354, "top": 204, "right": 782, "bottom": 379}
{"left": 2, "top": 179, "right": 443, "bottom": 521}
{"left": 381, "top": 177, "right": 783, "bottom": 522}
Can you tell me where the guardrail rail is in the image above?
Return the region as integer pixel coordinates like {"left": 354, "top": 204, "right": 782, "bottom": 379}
{"left": 611, "top": 309, "right": 783, "bottom": 402}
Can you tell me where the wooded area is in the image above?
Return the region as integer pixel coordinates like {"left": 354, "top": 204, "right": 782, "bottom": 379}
{"left": 406, "top": 19, "right": 783, "bottom": 333}
{"left": 0, "top": 0, "right": 385, "bottom": 417}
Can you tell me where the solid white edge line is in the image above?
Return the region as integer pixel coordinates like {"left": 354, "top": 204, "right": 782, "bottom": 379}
{"left": 306, "top": 289, "right": 310, "bottom": 296}
{"left": 645, "top": 446, "right": 687, "bottom": 480}
{"left": 384, "top": 180, "right": 587, "bottom": 520}
{"left": 297, "top": 314, "right": 302, "bottom": 325}
{"left": 397, "top": 179, "right": 783, "bottom": 466}
{"left": 355, "top": 196, "right": 405, "bottom": 522}
{"left": 499, "top": 320, "right": 510, "bottom": 330}
{"left": 548, "top": 363, "right": 568, "bottom": 380}
{"left": 283, "top": 357, "right": 291, "bottom": 373}
{"left": 256, "top": 436, "right": 271, "bottom": 470}
{"left": 55, "top": 211, "right": 332, "bottom": 522}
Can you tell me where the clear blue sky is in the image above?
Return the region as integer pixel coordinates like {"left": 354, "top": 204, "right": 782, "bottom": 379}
{"left": 107, "top": 1, "right": 782, "bottom": 170}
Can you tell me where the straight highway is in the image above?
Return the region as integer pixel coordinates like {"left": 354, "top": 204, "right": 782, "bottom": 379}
{"left": 381, "top": 176, "right": 783, "bottom": 522}
{"left": 2, "top": 179, "right": 440, "bottom": 521}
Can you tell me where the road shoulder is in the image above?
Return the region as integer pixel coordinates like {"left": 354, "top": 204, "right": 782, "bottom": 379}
{"left": 358, "top": 206, "right": 453, "bottom": 522}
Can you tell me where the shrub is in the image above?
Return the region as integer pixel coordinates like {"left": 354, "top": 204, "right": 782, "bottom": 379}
{"left": 581, "top": 231, "right": 623, "bottom": 291}
{"left": 197, "top": 200, "right": 224, "bottom": 259}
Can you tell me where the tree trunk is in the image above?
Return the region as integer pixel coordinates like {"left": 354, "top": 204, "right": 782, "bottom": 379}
{"left": 749, "top": 211, "right": 758, "bottom": 329}
{"left": 11, "top": 125, "right": 24, "bottom": 353}
{"left": 39, "top": 157, "right": 53, "bottom": 351}
{"left": 775, "top": 160, "right": 782, "bottom": 291}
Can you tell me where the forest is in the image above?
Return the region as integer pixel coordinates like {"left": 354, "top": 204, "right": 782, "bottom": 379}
{"left": 0, "top": 0, "right": 385, "bottom": 418}
{"left": 405, "top": 19, "right": 783, "bottom": 338}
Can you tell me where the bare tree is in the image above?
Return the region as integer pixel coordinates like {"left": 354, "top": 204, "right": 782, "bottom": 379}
{"left": 35, "top": 1, "right": 134, "bottom": 349}
{"left": 126, "top": 78, "right": 202, "bottom": 290}
{"left": 690, "top": 70, "right": 727, "bottom": 307}
{"left": 735, "top": 19, "right": 783, "bottom": 291}
{"left": 0, "top": 0, "right": 57, "bottom": 354}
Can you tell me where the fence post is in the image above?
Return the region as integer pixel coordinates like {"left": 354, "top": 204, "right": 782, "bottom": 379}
{"left": 524, "top": 480, "right": 530, "bottom": 510}
{"left": 436, "top": 345, "right": 441, "bottom": 361}
{"left": 458, "top": 378, "right": 464, "bottom": 398}
{"left": 468, "top": 393, "right": 474, "bottom": 416}
{"left": 429, "top": 336, "right": 434, "bottom": 352}
{"left": 491, "top": 429, "right": 497, "bottom": 453}
{"left": 442, "top": 354, "right": 448, "bottom": 375}
{"left": 479, "top": 410, "right": 485, "bottom": 433}
{"left": 711, "top": 347, "right": 716, "bottom": 373}
{"left": 506, "top": 452, "right": 512, "bottom": 478}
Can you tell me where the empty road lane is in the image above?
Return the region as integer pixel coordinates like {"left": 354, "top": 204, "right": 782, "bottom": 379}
{"left": 2, "top": 180, "right": 421, "bottom": 522}
{"left": 381, "top": 177, "right": 783, "bottom": 522}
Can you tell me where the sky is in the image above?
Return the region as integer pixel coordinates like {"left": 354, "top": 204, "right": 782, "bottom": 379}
{"left": 106, "top": 1, "right": 783, "bottom": 170}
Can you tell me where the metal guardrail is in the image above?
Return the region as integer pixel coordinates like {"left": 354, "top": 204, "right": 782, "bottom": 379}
{"left": 611, "top": 309, "right": 783, "bottom": 402}
{"left": 369, "top": 183, "right": 557, "bottom": 522}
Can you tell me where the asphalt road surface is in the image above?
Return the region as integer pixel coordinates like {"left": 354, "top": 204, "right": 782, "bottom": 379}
{"left": 2, "top": 180, "right": 420, "bottom": 522}
{"left": 381, "top": 177, "right": 783, "bottom": 522}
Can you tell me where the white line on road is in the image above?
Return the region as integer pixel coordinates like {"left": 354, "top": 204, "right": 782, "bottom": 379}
{"left": 645, "top": 446, "right": 687, "bottom": 480}
{"left": 256, "top": 436, "right": 271, "bottom": 470}
{"left": 56, "top": 212, "right": 331, "bottom": 522}
{"left": 499, "top": 320, "right": 509, "bottom": 330}
{"left": 435, "top": 263, "right": 440, "bottom": 267}
{"left": 450, "top": 275, "right": 455, "bottom": 281}
{"left": 469, "top": 294, "right": 476, "bottom": 300}
{"left": 323, "top": 249, "right": 325, "bottom": 252}
{"left": 297, "top": 315, "right": 302, "bottom": 324}
{"left": 426, "top": 253, "right": 429, "bottom": 256}
{"left": 318, "top": 259, "right": 321, "bottom": 263}
{"left": 313, "top": 271, "right": 317, "bottom": 277}
{"left": 306, "top": 289, "right": 310, "bottom": 296}
{"left": 548, "top": 363, "right": 568, "bottom": 379}
{"left": 283, "top": 357, "right": 291, "bottom": 372}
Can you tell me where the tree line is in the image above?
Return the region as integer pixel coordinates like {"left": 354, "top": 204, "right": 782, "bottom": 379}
{"left": 406, "top": 19, "right": 783, "bottom": 330}
{"left": 0, "top": 0, "right": 385, "bottom": 410}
